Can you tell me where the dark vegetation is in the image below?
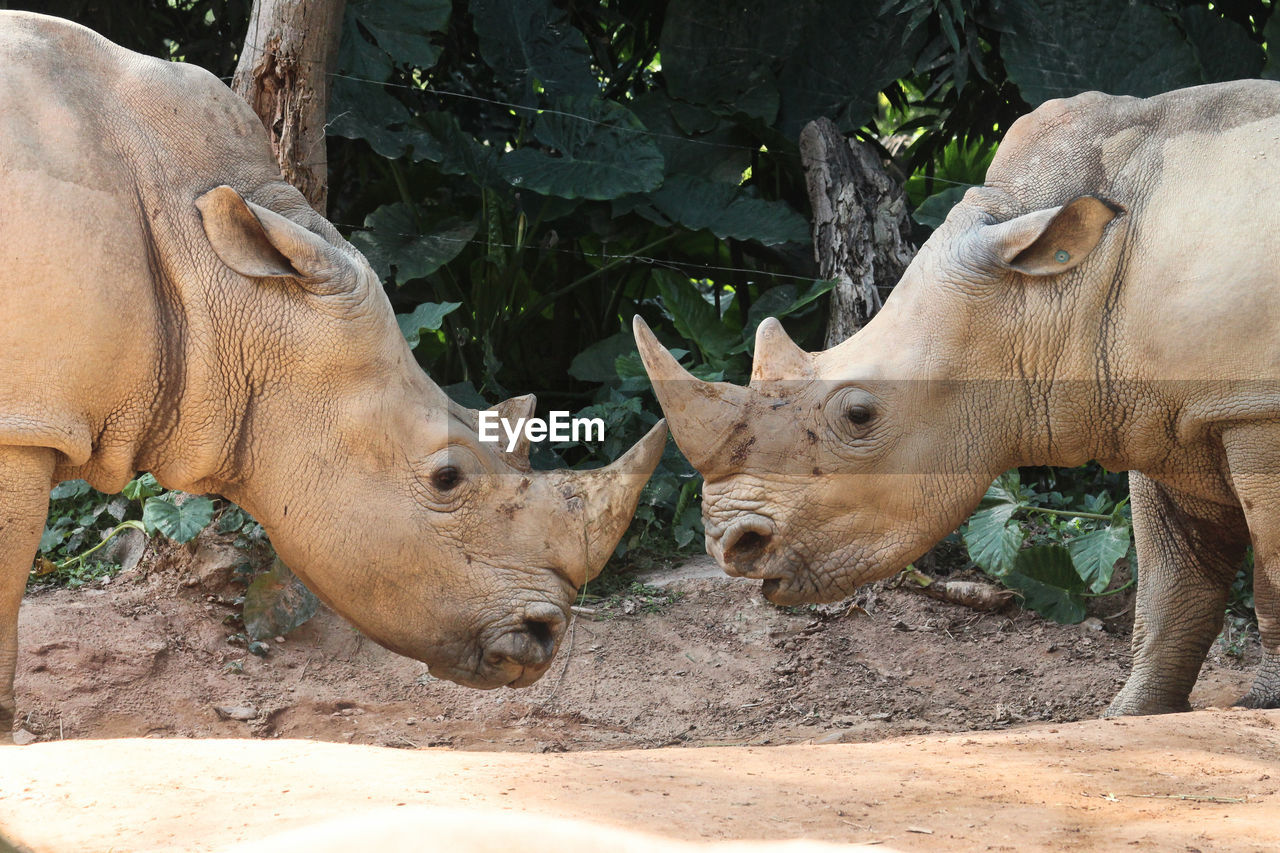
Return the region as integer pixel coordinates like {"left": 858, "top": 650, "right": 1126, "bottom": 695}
{"left": 11, "top": 0, "right": 1279, "bottom": 624}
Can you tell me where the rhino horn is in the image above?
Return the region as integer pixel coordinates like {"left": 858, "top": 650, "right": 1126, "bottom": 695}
{"left": 632, "top": 315, "right": 752, "bottom": 473}
{"left": 576, "top": 419, "right": 669, "bottom": 575}
{"left": 487, "top": 393, "right": 537, "bottom": 469}
{"left": 749, "top": 317, "right": 814, "bottom": 386}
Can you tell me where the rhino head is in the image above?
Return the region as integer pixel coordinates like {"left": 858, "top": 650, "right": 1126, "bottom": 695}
{"left": 634, "top": 193, "right": 1121, "bottom": 605}
{"left": 193, "top": 185, "right": 665, "bottom": 688}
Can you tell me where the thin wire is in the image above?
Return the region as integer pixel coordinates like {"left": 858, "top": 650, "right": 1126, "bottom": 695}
{"left": 329, "top": 222, "right": 825, "bottom": 284}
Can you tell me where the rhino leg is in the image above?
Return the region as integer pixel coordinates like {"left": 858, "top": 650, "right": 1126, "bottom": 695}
{"left": 1105, "top": 472, "right": 1246, "bottom": 718}
{"left": 0, "top": 446, "right": 56, "bottom": 741}
{"left": 1222, "top": 425, "right": 1280, "bottom": 709}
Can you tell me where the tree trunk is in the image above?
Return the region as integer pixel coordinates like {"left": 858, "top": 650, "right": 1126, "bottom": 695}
{"left": 232, "top": 0, "right": 346, "bottom": 214}
{"left": 800, "top": 118, "right": 916, "bottom": 348}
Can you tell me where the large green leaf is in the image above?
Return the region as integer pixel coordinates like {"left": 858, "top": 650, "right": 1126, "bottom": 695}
{"left": 329, "top": 0, "right": 452, "bottom": 158}
{"left": 648, "top": 175, "right": 811, "bottom": 246}
{"left": 745, "top": 279, "right": 838, "bottom": 332}
{"left": 396, "top": 302, "right": 462, "bottom": 349}
{"left": 629, "top": 95, "right": 753, "bottom": 184}
{"left": 243, "top": 559, "right": 320, "bottom": 641}
{"left": 350, "top": 203, "right": 477, "bottom": 285}
{"left": 776, "top": 7, "right": 918, "bottom": 136}
{"left": 469, "top": 0, "right": 596, "bottom": 99}
{"left": 1005, "top": 545, "right": 1088, "bottom": 624}
{"left": 569, "top": 332, "right": 637, "bottom": 384}
{"left": 912, "top": 186, "right": 970, "bottom": 229}
{"left": 328, "top": 78, "right": 417, "bottom": 159}
{"left": 347, "top": 0, "right": 451, "bottom": 71}
{"left": 499, "top": 97, "right": 665, "bottom": 200}
{"left": 654, "top": 270, "right": 739, "bottom": 364}
{"left": 143, "top": 495, "right": 214, "bottom": 544}
{"left": 1181, "top": 7, "right": 1263, "bottom": 84}
{"left": 1067, "top": 524, "right": 1130, "bottom": 593}
{"left": 1000, "top": 0, "right": 1203, "bottom": 105}
{"left": 659, "top": 0, "right": 803, "bottom": 122}
{"left": 417, "top": 112, "right": 503, "bottom": 181}
{"left": 963, "top": 503, "right": 1024, "bottom": 577}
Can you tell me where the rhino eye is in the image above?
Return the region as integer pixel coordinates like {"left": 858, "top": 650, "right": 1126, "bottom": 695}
{"left": 846, "top": 404, "right": 874, "bottom": 426}
{"left": 432, "top": 465, "right": 462, "bottom": 491}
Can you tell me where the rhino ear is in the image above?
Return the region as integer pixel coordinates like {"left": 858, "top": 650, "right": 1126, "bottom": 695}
{"left": 196, "top": 185, "right": 358, "bottom": 295}
{"left": 985, "top": 196, "right": 1121, "bottom": 276}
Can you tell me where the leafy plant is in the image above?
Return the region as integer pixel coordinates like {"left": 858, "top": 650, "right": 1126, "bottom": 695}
{"left": 32, "top": 474, "right": 220, "bottom": 589}
{"left": 961, "top": 469, "right": 1135, "bottom": 623}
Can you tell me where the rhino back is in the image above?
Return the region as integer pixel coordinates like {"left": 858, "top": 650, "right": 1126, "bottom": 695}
{"left": 975, "top": 82, "right": 1280, "bottom": 384}
{"left": 0, "top": 11, "right": 284, "bottom": 489}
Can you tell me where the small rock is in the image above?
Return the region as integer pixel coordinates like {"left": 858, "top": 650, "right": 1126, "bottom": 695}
{"left": 12, "top": 728, "right": 37, "bottom": 746}
{"left": 213, "top": 705, "right": 258, "bottom": 721}
{"left": 274, "top": 636, "right": 286, "bottom": 644}
{"left": 1080, "top": 617, "right": 1105, "bottom": 632}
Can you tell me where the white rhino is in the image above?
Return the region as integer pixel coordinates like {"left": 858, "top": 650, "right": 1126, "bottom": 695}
{"left": 636, "top": 79, "right": 1280, "bottom": 717}
{"left": 0, "top": 11, "right": 666, "bottom": 736}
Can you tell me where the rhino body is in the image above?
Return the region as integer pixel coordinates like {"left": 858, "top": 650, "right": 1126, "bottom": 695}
{"left": 0, "top": 11, "right": 665, "bottom": 736}
{"left": 637, "top": 79, "right": 1280, "bottom": 716}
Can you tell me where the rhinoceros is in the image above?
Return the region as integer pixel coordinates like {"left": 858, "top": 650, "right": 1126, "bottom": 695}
{"left": 0, "top": 10, "right": 666, "bottom": 737}
{"left": 635, "top": 79, "right": 1280, "bottom": 717}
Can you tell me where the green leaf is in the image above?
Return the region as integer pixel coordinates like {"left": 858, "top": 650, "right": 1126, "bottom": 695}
{"left": 1181, "top": 7, "right": 1263, "bottom": 84}
{"left": 327, "top": 77, "right": 417, "bottom": 159}
{"left": 469, "top": 0, "right": 596, "bottom": 98}
{"left": 963, "top": 504, "right": 1024, "bottom": 577}
{"left": 776, "top": 7, "right": 919, "bottom": 136}
{"left": 418, "top": 112, "right": 503, "bottom": 183}
{"left": 348, "top": 0, "right": 451, "bottom": 71}
{"left": 1000, "top": 0, "right": 1203, "bottom": 105}
{"left": 143, "top": 496, "right": 215, "bottom": 544}
{"left": 350, "top": 203, "right": 477, "bottom": 285}
{"left": 242, "top": 559, "right": 320, "bottom": 641}
{"left": 396, "top": 301, "right": 462, "bottom": 349}
{"left": 569, "top": 332, "right": 637, "bottom": 384}
{"left": 745, "top": 279, "right": 838, "bottom": 332}
{"left": 648, "top": 175, "right": 811, "bottom": 246}
{"left": 654, "top": 270, "right": 739, "bottom": 364}
{"left": 1005, "top": 545, "right": 1088, "bottom": 624}
{"left": 660, "top": 0, "right": 797, "bottom": 122}
{"left": 629, "top": 94, "right": 753, "bottom": 184}
{"left": 50, "top": 480, "right": 91, "bottom": 501}
{"left": 1067, "top": 524, "right": 1131, "bottom": 594}
{"left": 499, "top": 97, "right": 665, "bottom": 200}
{"left": 122, "top": 473, "right": 162, "bottom": 501}
{"left": 912, "top": 185, "right": 970, "bottom": 229}
{"left": 442, "top": 381, "right": 490, "bottom": 410}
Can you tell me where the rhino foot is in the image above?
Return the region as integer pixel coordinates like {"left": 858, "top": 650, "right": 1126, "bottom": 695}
{"left": 1228, "top": 686, "right": 1280, "bottom": 706}
{"left": 1234, "top": 689, "right": 1280, "bottom": 710}
{"left": 1103, "top": 684, "right": 1192, "bottom": 718}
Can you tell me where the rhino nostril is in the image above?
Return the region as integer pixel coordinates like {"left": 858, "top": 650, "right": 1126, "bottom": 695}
{"left": 733, "top": 530, "right": 768, "bottom": 556}
{"left": 522, "top": 616, "right": 558, "bottom": 658}
{"left": 726, "top": 529, "right": 771, "bottom": 564}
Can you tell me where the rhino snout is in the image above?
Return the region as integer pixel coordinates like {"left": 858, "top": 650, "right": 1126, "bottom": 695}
{"left": 479, "top": 603, "right": 567, "bottom": 687}
{"left": 712, "top": 517, "right": 777, "bottom": 579}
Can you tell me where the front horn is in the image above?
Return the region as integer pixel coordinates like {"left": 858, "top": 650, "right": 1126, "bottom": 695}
{"left": 632, "top": 316, "right": 753, "bottom": 473}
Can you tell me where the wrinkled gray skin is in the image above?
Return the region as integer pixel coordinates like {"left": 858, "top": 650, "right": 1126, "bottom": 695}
{"left": 637, "top": 79, "right": 1280, "bottom": 717}
{"left": 0, "top": 12, "right": 667, "bottom": 737}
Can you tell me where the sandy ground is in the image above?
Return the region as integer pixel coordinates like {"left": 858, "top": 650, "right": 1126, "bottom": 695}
{"left": 4, "top": 545, "right": 1273, "bottom": 851}
{"left": 1, "top": 709, "right": 1278, "bottom": 852}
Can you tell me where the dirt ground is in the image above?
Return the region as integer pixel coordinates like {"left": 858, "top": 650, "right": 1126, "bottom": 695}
{"left": 10, "top": 550, "right": 1260, "bottom": 750}
{"left": 3, "top": 711, "right": 1279, "bottom": 852}
{"left": 3, "top": 547, "right": 1273, "bottom": 851}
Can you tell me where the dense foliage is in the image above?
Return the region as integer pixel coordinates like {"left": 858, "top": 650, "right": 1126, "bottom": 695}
{"left": 12, "top": 0, "right": 1278, "bottom": 621}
